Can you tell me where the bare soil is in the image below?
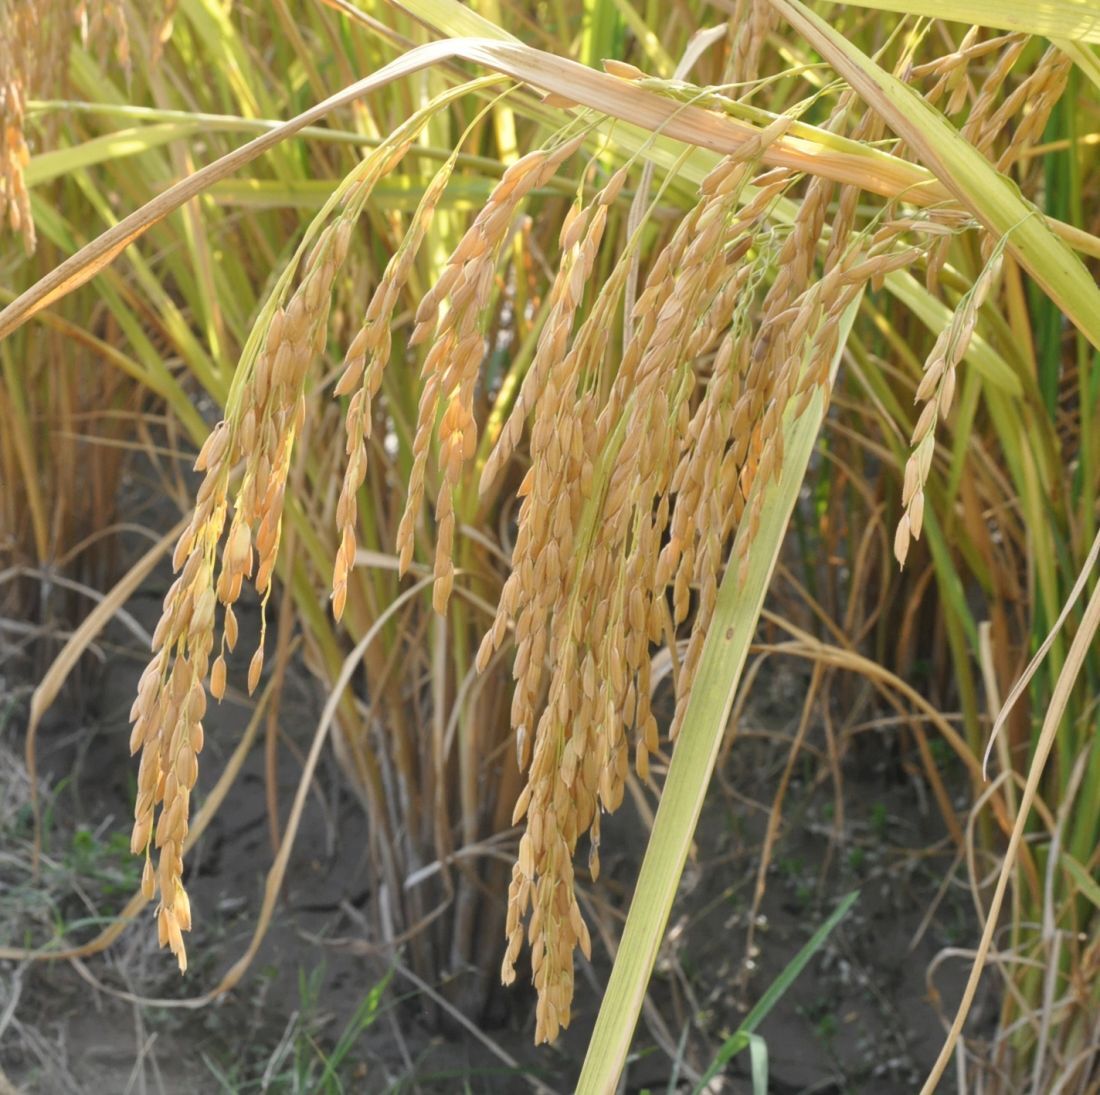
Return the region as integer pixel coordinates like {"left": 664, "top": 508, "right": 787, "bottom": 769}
{"left": 0, "top": 539, "right": 981, "bottom": 1094}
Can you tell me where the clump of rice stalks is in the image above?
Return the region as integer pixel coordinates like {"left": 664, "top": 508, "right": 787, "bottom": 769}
{"left": 0, "top": 0, "right": 156, "bottom": 644}
{"left": 0, "top": 0, "right": 132, "bottom": 253}
{"left": 0, "top": 0, "right": 141, "bottom": 635}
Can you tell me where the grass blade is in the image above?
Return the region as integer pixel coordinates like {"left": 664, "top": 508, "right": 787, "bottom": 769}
{"left": 1062, "top": 854, "right": 1100, "bottom": 909}
{"left": 693, "top": 891, "right": 860, "bottom": 1092}
{"left": 821, "top": 0, "right": 1100, "bottom": 42}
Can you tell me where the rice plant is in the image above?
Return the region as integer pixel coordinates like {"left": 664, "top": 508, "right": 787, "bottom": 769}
{"left": 1, "top": 0, "right": 1097, "bottom": 1090}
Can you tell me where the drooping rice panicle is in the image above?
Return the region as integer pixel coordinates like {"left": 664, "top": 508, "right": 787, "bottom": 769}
{"left": 396, "top": 131, "right": 587, "bottom": 614}
{"left": 494, "top": 116, "right": 817, "bottom": 1042}
{"left": 128, "top": 124, "right": 420, "bottom": 971}
{"left": 332, "top": 153, "right": 459, "bottom": 621}
{"left": 896, "top": 243, "right": 1006, "bottom": 568}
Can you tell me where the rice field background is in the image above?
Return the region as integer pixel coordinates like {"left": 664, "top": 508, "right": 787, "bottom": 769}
{"left": 0, "top": 0, "right": 1098, "bottom": 1092}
